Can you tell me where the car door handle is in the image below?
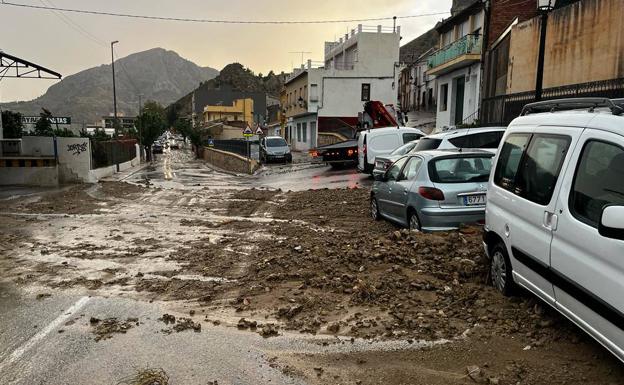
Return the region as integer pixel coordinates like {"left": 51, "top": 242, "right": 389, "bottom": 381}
{"left": 543, "top": 211, "right": 558, "bottom": 231}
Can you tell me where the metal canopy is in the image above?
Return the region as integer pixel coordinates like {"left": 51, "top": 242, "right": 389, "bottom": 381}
{"left": 0, "top": 51, "right": 62, "bottom": 79}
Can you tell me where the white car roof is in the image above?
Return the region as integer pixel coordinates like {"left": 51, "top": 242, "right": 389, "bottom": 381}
{"left": 362, "top": 126, "right": 425, "bottom": 135}
{"left": 426, "top": 126, "right": 506, "bottom": 139}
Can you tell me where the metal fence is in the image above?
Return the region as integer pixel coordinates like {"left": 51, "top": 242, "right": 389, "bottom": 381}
{"left": 481, "top": 78, "right": 624, "bottom": 126}
{"left": 91, "top": 139, "right": 137, "bottom": 169}
{"left": 208, "top": 139, "right": 252, "bottom": 158}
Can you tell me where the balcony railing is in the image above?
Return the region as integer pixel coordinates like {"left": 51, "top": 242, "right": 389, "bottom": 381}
{"left": 428, "top": 34, "right": 482, "bottom": 69}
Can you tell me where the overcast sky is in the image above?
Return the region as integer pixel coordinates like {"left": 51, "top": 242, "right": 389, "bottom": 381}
{"left": 0, "top": 0, "right": 451, "bottom": 102}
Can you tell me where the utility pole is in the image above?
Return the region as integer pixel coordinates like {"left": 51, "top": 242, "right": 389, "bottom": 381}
{"left": 111, "top": 40, "right": 119, "bottom": 135}
{"left": 111, "top": 40, "right": 119, "bottom": 171}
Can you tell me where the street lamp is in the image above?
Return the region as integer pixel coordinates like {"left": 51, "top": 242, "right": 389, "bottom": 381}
{"left": 535, "top": 1, "right": 554, "bottom": 101}
{"left": 111, "top": 40, "right": 119, "bottom": 135}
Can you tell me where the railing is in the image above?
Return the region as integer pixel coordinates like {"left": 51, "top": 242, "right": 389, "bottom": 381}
{"left": 480, "top": 78, "right": 624, "bottom": 126}
{"left": 208, "top": 139, "right": 252, "bottom": 158}
{"left": 91, "top": 139, "right": 137, "bottom": 169}
{"left": 428, "top": 34, "right": 482, "bottom": 69}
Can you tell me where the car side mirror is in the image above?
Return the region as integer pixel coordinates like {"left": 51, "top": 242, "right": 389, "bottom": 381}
{"left": 598, "top": 205, "right": 624, "bottom": 240}
{"left": 373, "top": 173, "right": 386, "bottom": 182}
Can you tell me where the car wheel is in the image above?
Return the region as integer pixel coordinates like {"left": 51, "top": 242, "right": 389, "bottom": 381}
{"left": 408, "top": 211, "right": 421, "bottom": 231}
{"left": 370, "top": 197, "right": 381, "bottom": 221}
{"left": 490, "top": 242, "right": 516, "bottom": 296}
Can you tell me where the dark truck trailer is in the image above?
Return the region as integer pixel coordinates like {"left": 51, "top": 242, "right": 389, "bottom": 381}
{"left": 309, "top": 139, "right": 358, "bottom": 168}
{"left": 309, "top": 101, "right": 406, "bottom": 167}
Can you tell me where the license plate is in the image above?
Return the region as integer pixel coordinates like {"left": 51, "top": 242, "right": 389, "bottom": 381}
{"left": 463, "top": 194, "right": 486, "bottom": 206}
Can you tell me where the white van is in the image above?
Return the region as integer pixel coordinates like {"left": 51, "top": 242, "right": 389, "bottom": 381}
{"left": 357, "top": 126, "right": 425, "bottom": 173}
{"left": 484, "top": 98, "right": 624, "bottom": 363}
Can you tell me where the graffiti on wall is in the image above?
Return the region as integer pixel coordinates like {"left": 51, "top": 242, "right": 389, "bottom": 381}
{"left": 67, "top": 141, "right": 88, "bottom": 156}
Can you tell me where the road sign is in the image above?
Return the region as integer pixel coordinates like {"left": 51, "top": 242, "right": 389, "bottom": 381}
{"left": 243, "top": 125, "right": 253, "bottom": 137}
{"left": 255, "top": 126, "right": 264, "bottom": 135}
{"left": 208, "top": 138, "right": 214, "bottom": 147}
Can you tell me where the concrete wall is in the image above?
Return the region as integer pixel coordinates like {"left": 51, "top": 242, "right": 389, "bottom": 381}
{"left": 202, "top": 147, "right": 258, "bottom": 174}
{"left": 507, "top": 0, "right": 624, "bottom": 93}
{"left": 21, "top": 136, "right": 55, "bottom": 157}
{"left": 56, "top": 137, "right": 93, "bottom": 183}
{"left": 0, "top": 167, "right": 58, "bottom": 186}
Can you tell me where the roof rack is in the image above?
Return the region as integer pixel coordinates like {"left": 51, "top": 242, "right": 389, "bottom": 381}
{"left": 521, "top": 98, "right": 624, "bottom": 116}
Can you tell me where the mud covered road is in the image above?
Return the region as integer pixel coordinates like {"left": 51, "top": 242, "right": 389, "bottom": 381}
{"left": 0, "top": 150, "right": 622, "bottom": 385}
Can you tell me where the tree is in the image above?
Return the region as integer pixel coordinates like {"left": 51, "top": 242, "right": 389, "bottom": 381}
{"left": 1, "top": 110, "right": 23, "bottom": 138}
{"left": 136, "top": 100, "right": 166, "bottom": 160}
{"left": 34, "top": 108, "right": 54, "bottom": 136}
{"left": 173, "top": 118, "right": 192, "bottom": 141}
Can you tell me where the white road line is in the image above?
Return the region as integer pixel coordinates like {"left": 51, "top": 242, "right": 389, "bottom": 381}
{"left": 0, "top": 296, "right": 91, "bottom": 371}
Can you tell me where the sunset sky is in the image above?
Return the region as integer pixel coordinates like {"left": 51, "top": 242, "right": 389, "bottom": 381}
{"left": 0, "top": 0, "right": 452, "bottom": 102}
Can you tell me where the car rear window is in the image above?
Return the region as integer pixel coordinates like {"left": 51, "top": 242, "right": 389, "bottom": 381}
{"left": 448, "top": 131, "right": 504, "bottom": 149}
{"left": 414, "top": 138, "right": 442, "bottom": 151}
{"left": 429, "top": 156, "right": 493, "bottom": 183}
{"left": 267, "top": 138, "right": 287, "bottom": 147}
{"left": 402, "top": 133, "right": 422, "bottom": 143}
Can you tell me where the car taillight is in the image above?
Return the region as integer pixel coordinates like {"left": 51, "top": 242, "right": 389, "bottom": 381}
{"left": 363, "top": 144, "right": 367, "bottom": 156}
{"left": 347, "top": 149, "right": 354, "bottom": 156}
{"left": 418, "top": 187, "right": 445, "bottom": 201}
{"left": 309, "top": 150, "right": 318, "bottom": 157}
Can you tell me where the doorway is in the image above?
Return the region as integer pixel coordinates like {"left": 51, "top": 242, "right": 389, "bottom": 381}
{"left": 454, "top": 76, "right": 465, "bottom": 125}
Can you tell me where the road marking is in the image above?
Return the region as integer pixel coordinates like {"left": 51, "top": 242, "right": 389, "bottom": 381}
{"left": 0, "top": 296, "right": 90, "bottom": 370}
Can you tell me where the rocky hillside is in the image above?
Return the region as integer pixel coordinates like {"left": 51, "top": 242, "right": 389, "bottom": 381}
{"left": 1, "top": 48, "right": 218, "bottom": 125}
{"left": 203, "top": 63, "right": 286, "bottom": 96}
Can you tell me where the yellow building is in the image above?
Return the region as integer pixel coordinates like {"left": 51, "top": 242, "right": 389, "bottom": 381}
{"left": 203, "top": 98, "right": 254, "bottom": 126}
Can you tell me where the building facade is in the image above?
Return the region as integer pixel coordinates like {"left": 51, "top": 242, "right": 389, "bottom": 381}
{"left": 480, "top": 0, "right": 624, "bottom": 125}
{"left": 427, "top": 1, "right": 485, "bottom": 129}
{"left": 203, "top": 98, "right": 254, "bottom": 126}
{"left": 283, "top": 69, "right": 318, "bottom": 151}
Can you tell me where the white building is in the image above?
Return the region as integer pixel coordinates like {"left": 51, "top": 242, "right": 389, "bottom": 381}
{"left": 427, "top": 1, "right": 485, "bottom": 129}
{"left": 283, "top": 24, "right": 401, "bottom": 148}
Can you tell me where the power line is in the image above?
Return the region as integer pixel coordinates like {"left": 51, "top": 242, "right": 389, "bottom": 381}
{"left": 1, "top": 1, "right": 448, "bottom": 24}
{"left": 38, "top": 0, "right": 107, "bottom": 47}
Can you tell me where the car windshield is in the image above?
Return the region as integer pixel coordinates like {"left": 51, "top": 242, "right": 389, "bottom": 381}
{"left": 429, "top": 156, "right": 493, "bottom": 183}
{"left": 267, "top": 138, "right": 287, "bottom": 147}
{"left": 390, "top": 141, "right": 418, "bottom": 156}
{"left": 414, "top": 138, "right": 442, "bottom": 151}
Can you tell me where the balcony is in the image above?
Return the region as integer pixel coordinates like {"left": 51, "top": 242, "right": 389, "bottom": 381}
{"left": 427, "top": 34, "right": 482, "bottom": 76}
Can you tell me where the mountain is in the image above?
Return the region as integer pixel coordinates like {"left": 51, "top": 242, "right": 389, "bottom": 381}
{"left": 1, "top": 48, "right": 218, "bottom": 125}
{"left": 203, "top": 63, "right": 286, "bottom": 96}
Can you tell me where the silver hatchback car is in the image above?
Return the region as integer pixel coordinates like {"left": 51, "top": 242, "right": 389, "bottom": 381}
{"left": 370, "top": 149, "right": 494, "bottom": 231}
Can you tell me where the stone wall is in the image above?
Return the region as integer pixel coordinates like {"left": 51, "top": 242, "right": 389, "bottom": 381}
{"left": 202, "top": 147, "right": 258, "bottom": 174}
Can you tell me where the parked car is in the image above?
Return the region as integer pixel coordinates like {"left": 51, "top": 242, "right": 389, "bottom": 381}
{"left": 152, "top": 142, "right": 163, "bottom": 154}
{"left": 260, "top": 136, "right": 292, "bottom": 163}
{"left": 372, "top": 139, "right": 420, "bottom": 177}
{"left": 414, "top": 127, "right": 506, "bottom": 154}
{"left": 483, "top": 98, "right": 624, "bottom": 363}
{"left": 371, "top": 149, "right": 494, "bottom": 231}
{"left": 358, "top": 126, "right": 425, "bottom": 173}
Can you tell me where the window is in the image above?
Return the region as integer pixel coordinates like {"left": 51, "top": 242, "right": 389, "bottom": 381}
{"left": 310, "top": 84, "right": 318, "bottom": 102}
{"left": 570, "top": 140, "right": 624, "bottom": 227}
{"left": 448, "top": 131, "right": 504, "bottom": 149}
{"left": 495, "top": 134, "right": 570, "bottom": 205}
{"left": 415, "top": 138, "right": 442, "bottom": 151}
{"left": 494, "top": 134, "right": 531, "bottom": 190}
{"left": 402, "top": 133, "right": 422, "bottom": 143}
{"left": 302, "top": 122, "right": 307, "bottom": 143}
{"left": 386, "top": 157, "right": 408, "bottom": 180}
{"left": 439, "top": 84, "right": 448, "bottom": 111}
{"left": 430, "top": 156, "right": 493, "bottom": 183}
{"left": 401, "top": 157, "right": 423, "bottom": 180}
{"left": 515, "top": 135, "right": 570, "bottom": 205}
{"left": 297, "top": 123, "right": 302, "bottom": 142}
{"left": 361, "top": 83, "right": 371, "bottom": 102}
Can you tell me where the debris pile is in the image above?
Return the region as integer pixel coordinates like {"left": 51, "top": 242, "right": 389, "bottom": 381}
{"left": 90, "top": 317, "right": 137, "bottom": 342}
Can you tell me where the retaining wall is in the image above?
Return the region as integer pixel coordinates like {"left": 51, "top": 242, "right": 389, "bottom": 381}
{"left": 0, "top": 166, "right": 58, "bottom": 186}
{"left": 202, "top": 147, "right": 259, "bottom": 174}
